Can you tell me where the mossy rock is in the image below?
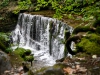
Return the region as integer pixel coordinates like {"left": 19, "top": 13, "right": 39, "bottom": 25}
{"left": 14, "top": 48, "right": 34, "bottom": 62}
{"left": 24, "top": 55, "right": 34, "bottom": 62}
{"left": 76, "top": 33, "right": 100, "bottom": 55}
{"left": 10, "top": 51, "right": 24, "bottom": 67}
{"left": 24, "top": 49, "right": 31, "bottom": 55}
{"left": 14, "top": 48, "right": 26, "bottom": 57}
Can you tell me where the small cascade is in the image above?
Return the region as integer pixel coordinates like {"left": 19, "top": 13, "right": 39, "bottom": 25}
{"left": 12, "top": 13, "right": 73, "bottom": 66}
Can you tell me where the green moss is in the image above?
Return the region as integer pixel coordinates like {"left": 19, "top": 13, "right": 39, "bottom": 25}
{"left": 76, "top": 34, "right": 100, "bottom": 55}
{"left": 53, "top": 63, "right": 66, "bottom": 69}
{"left": 24, "top": 55, "right": 34, "bottom": 62}
{"left": 73, "top": 25, "right": 91, "bottom": 34}
{"left": 24, "top": 49, "right": 31, "bottom": 55}
{"left": 88, "top": 33, "right": 100, "bottom": 44}
{"left": 14, "top": 48, "right": 26, "bottom": 57}
{"left": 14, "top": 48, "right": 34, "bottom": 61}
{"left": 10, "top": 51, "right": 24, "bottom": 67}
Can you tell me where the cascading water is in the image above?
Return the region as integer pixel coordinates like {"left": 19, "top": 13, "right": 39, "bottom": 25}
{"left": 12, "top": 13, "right": 73, "bottom": 66}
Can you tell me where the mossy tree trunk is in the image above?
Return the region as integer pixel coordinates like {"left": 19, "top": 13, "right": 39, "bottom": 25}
{"left": 72, "top": 25, "right": 96, "bottom": 34}
{"left": 66, "top": 34, "right": 83, "bottom": 55}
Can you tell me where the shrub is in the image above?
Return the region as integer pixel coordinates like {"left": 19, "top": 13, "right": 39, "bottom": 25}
{"left": 13, "top": 0, "right": 31, "bottom": 14}
{"left": 0, "top": 0, "right": 9, "bottom": 7}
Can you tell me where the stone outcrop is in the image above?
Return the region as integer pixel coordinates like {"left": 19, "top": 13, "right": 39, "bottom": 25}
{"left": 0, "top": 50, "right": 12, "bottom": 75}
{"left": 0, "top": 10, "right": 18, "bottom": 32}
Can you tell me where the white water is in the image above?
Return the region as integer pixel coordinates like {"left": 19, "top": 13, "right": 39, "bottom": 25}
{"left": 12, "top": 13, "right": 73, "bottom": 66}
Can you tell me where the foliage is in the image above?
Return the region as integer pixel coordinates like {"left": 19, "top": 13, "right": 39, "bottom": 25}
{"left": 35, "top": 0, "right": 100, "bottom": 20}
{"left": 0, "top": 32, "right": 12, "bottom": 53}
{"left": 5, "top": 47, "right": 13, "bottom": 53}
{"left": 88, "top": 34, "right": 100, "bottom": 44}
{"left": 0, "top": 32, "right": 10, "bottom": 41}
{"left": 0, "top": 0, "right": 9, "bottom": 8}
{"left": 76, "top": 34, "right": 100, "bottom": 55}
{"left": 10, "top": 0, "right": 100, "bottom": 20}
{"left": 35, "top": 0, "right": 48, "bottom": 11}
{"left": 13, "top": 0, "right": 31, "bottom": 14}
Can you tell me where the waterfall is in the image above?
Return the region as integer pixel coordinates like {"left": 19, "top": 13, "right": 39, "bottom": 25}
{"left": 12, "top": 13, "right": 73, "bottom": 66}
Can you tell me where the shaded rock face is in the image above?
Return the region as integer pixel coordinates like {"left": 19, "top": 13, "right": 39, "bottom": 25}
{"left": 0, "top": 11, "right": 18, "bottom": 32}
{"left": 0, "top": 50, "right": 12, "bottom": 75}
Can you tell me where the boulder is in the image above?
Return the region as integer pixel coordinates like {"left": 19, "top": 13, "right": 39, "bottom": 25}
{"left": 0, "top": 50, "right": 12, "bottom": 75}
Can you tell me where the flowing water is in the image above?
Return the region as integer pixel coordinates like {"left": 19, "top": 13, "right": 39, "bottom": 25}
{"left": 11, "top": 13, "right": 73, "bottom": 67}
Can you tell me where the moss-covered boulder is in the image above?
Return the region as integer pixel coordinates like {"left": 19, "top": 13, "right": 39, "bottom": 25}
{"left": 14, "top": 48, "right": 26, "bottom": 57}
{"left": 76, "top": 33, "right": 100, "bottom": 55}
{"left": 24, "top": 49, "right": 31, "bottom": 55}
{"left": 14, "top": 48, "right": 34, "bottom": 61}
{"left": 24, "top": 55, "right": 34, "bottom": 62}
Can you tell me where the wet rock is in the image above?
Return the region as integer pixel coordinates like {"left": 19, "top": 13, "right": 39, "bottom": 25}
{"left": 0, "top": 50, "right": 12, "bottom": 75}
{"left": 4, "top": 70, "right": 10, "bottom": 75}
{"left": 44, "top": 67, "right": 64, "bottom": 75}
